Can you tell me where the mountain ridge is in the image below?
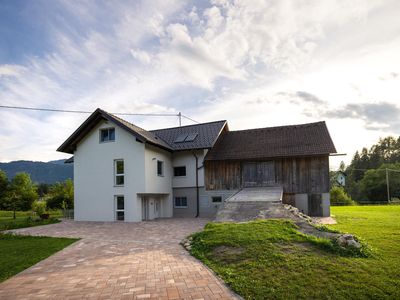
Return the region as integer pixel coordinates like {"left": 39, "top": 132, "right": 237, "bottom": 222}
{"left": 0, "top": 159, "right": 73, "bottom": 184}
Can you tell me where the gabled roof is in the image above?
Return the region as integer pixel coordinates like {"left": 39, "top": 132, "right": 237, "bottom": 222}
{"left": 150, "top": 120, "right": 227, "bottom": 151}
{"left": 57, "top": 108, "right": 172, "bottom": 154}
{"left": 57, "top": 109, "right": 227, "bottom": 154}
{"left": 204, "top": 121, "right": 337, "bottom": 161}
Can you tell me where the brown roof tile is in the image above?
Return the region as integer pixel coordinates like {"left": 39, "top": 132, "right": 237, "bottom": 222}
{"left": 204, "top": 121, "right": 337, "bottom": 161}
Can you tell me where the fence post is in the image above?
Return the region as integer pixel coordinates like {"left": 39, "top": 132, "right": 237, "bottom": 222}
{"left": 386, "top": 168, "right": 390, "bottom": 203}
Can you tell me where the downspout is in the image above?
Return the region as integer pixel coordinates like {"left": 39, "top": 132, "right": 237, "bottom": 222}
{"left": 192, "top": 152, "right": 200, "bottom": 218}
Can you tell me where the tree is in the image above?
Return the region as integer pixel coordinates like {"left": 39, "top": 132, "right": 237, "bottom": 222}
{"left": 345, "top": 136, "right": 400, "bottom": 202}
{"left": 47, "top": 179, "right": 74, "bottom": 209}
{"left": 0, "top": 170, "right": 8, "bottom": 209}
{"left": 360, "top": 163, "right": 400, "bottom": 203}
{"left": 330, "top": 186, "right": 355, "bottom": 206}
{"left": 5, "top": 173, "right": 38, "bottom": 218}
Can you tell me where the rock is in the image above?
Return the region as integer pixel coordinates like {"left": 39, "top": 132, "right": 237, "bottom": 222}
{"left": 336, "top": 234, "right": 361, "bottom": 249}
{"left": 347, "top": 239, "right": 361, "bottom": 249}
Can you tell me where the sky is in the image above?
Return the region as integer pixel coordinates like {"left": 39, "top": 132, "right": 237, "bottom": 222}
{"left": 1, "top": 0, "right": 400, "bottom": 169}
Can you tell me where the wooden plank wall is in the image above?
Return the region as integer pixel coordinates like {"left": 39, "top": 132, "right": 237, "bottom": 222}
{"left": 205, "top": 156, "right": 330, "bottom": 193}
{"left": 275, "top": 156, "right": 330, "bottom": 193}
{"left": 204, "top": 160, "right": 241, "bottom": 190}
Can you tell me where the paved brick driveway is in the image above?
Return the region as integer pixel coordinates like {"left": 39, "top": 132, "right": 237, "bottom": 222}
{"left": 0, "top": 219, "right": 238, "bottom": 300}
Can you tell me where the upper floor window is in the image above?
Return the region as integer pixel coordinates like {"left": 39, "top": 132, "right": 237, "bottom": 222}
{"left": 114, "top": 159, "right": 124, "bottom": 186}
{"left": 157, "top": 160, "right": 164, "bottom": 176}
{"left": 100, "top": 128, "right": 115, "bottom": 143}
{"left": 174, "top": 166, "right": 186, "bottom": 177}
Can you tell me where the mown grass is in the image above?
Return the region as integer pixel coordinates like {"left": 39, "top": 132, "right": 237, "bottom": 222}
{"left": 189, "top": 206, "right": 400, "bottom": 300}
{"left": 0, "top": 210, "right": 62, "bottom": 231}
{"left": 0, "top": 234, "right": 78, "bottom": 282}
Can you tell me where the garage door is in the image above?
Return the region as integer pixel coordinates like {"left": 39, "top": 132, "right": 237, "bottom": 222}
{"left": 242, "top": 162, "right": 275, "bottom": 187}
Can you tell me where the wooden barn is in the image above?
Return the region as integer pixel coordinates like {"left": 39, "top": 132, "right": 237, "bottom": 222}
{"left": 204, "top": 121, "right": 337, "bottom": 217}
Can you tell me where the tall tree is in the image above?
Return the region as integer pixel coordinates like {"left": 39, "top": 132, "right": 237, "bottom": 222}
{"left": 6, "top": 173, "right": 38, "bottom": 218}
{"left": 0, "top": 170, "right": 8, "bottom": 209}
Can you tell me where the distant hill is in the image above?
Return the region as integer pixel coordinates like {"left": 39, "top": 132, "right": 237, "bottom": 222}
{"left": 0, "top": 159, "right": 73, "bottom": 184}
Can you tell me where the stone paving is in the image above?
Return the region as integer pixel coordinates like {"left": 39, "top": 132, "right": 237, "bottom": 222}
{"left": 0, "top": 219, "right": 238, "bottom": 300}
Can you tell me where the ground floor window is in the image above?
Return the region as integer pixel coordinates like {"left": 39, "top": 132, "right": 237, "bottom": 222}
{"left": 115, "top": 195, "right": 124, "bottom": 221}
{"left": 174, "top": 196, "right": 187, "bottom": 208}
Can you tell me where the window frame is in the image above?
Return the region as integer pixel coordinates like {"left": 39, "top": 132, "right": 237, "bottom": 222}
{"left": 174, "top": 196, "right": 188, "bottom": 208}
{"left": 114, "top": 159, "right": 124, "bottom": 186}
{"left": 99, "top": 127, "right": 115, "bottom": 143}
{"left": 212, "top": 196, "right": 222, "bottom": 203}
{"left": 173, "top": 166, "right": 187, "bottom": 177}
{"left": 157, "top": 160, "right": 164, "bottom": 177}
{"left": 115, "top": 195, "right": 125, "bottom": 221}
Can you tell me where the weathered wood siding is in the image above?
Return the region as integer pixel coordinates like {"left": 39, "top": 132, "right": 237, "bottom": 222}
{"left": 204, "top": 160, "right": 241, "bottom": 190}
{"left": 205, "top": 156, "right": 330, "bottom": 193}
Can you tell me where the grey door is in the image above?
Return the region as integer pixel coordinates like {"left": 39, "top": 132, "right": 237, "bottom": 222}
{"left": 242, "top": 162, "right": 275, "bottom": 187}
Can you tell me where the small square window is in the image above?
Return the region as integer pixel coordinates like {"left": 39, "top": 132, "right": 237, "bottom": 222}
{"left": 157, "top": 160, "right": 164, "bottom": 176}
{"left": 212, "top": 196, "right": 222, "bottom": 203}
{"left": 100, "top": 128, "right": 115, "bottom": 143}
{"left": 174, "top": 166, "right": 186, "bottom": 177}
{"left": 174, "top": 196, "right": 187, "bottom": 208}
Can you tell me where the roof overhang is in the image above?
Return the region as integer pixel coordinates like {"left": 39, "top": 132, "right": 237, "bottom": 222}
{"left": 57, "top": 108, "right": 171, "bottom": 154}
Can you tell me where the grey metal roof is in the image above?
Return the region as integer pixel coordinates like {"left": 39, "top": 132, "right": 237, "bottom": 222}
{"left": 205, "top": 121, "right": 337, "bottom": 161}
{"left": 150, "top": 120, "right": 227, "bottom": 151}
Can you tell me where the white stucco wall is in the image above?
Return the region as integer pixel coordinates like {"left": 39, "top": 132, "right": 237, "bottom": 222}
{"left": 74, "top": 120, "right": 146, "bottom": 222}
{"left": 172, "top": 150, "right": 206, "bottom": 188}
{"left": 144, "top": 145, "right": 173, "bottom": 218}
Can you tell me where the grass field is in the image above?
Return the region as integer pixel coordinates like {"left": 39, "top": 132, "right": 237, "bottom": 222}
{"left": 189, "top": 205, "right": 400, "bottom": 300}
{"left": 0, "top": 210, "right": 62, "bottom": 231}
{"left": 0, "top": 234, "right": 78, "bottom": 282}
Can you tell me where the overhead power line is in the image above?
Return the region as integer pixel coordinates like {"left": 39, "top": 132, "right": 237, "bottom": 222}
{"left": 0, "top": 104, "right": 200, "bottom": 124}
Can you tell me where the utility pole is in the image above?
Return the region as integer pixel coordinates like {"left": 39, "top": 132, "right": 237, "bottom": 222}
{"left": 386, "top": 168, "right": 390, "bottom": 203}
{"left": 178, "top": 112, "right": 181, "bottom": 127}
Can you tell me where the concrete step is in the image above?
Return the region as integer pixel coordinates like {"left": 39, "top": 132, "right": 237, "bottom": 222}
{"left": 227, "top": 186, "right": 283, "bottom": 202}
{"left": 215, "top": 201, "right": 293, "bottom": 222}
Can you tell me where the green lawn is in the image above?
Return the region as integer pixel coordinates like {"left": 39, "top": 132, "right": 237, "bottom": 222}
{"left": 0, "top": 210, "right": 62, "bottom": 231}
{"left": 189, "top": 205, "right": 400, "bottom": 300}
{"left": 0, "top": 234, "right": 78, "bottom": 282}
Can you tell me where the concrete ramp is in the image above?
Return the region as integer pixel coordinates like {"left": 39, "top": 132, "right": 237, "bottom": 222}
{"left": 215, "top": 186, "right": 287, "bottom": 222}
{"left": 227, "top": 186, "right": 283, "bottom": 202}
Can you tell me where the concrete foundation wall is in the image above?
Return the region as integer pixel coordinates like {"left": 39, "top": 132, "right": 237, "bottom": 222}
{"left": 172, "top": 187, "right": 237, "bottom": 218}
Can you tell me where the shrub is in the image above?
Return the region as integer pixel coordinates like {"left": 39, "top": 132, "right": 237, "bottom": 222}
{"left": 47, "top": 179, "right": 73, "bottom": 209}
{"left": 32, "top": 200, "right": 47, "bottom": 216}
{"left": 330, "top": 186, "right": 355, "bottom": 206}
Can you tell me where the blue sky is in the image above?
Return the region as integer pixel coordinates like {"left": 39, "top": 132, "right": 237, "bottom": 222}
{"left": 1, "top": 0, "right": 400, "bottom": 168}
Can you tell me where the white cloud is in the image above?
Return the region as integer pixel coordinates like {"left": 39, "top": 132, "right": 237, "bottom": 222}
{"left": 1, "top": 0, "right": 400, "bottom": 169}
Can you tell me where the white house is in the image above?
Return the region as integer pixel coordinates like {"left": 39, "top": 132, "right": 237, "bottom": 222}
{"left": 58, "top": 108, "right": 337, "bottom": 221}
{"left": 57, "top": 108, "right": 228, "bottom": 222}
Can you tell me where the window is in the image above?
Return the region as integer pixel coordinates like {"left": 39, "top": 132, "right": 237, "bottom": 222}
{"left": 174, "top": 196, "right": 187, "bottom": 208}
{"left": 115, "top": 195, "right": 124, "bottom": 221}
{"left": 157, "top": 160, "right": 164, "bottom": 176}
{"left": 174, "top": 166, "right": 186, "bottom": 177}
{"left": 212, "top": 196, "right": 222, "bottom": 203}
{"left": 114, "top": 159, "right": 124, "bottom": 186}
{"left": 100, "top": 128, "right": 115, "bottom": 143}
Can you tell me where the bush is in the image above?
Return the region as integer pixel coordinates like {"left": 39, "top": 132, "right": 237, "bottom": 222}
{"left": 330, "top": 186, "right": 355, "bottom": 206}
{"left": 32, "top": 200, "right": 47, "bottom": 216}
{"left": 47, "top": 179, "right": 73, "bottom": 209}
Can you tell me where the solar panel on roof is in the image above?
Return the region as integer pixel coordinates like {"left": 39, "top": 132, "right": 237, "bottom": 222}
{"left": 185, "top": 132, "right": 198, "bottom": 142}
{"left": 174, "top": 133, "right": 188, "bottom": 143}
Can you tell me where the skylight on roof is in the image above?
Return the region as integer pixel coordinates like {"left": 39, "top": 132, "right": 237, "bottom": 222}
{"left": 185, "top": 132, "right": 198, "bottom": 142}
{"left": 174, "top": 133, "right": 188, "bottom": 143}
